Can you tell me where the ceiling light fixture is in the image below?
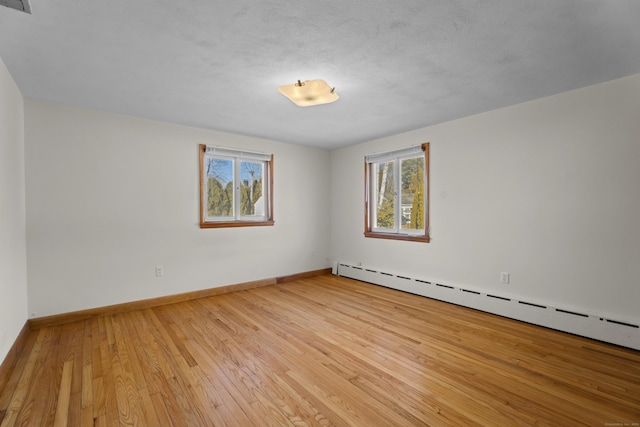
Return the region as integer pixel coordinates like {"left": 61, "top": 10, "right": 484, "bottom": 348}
{"left": 278, "top": 79, "right": 339, "bottom": 107}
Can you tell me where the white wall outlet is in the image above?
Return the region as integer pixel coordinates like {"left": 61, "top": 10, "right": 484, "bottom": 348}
{"left": 500, "top": 272, "right": 510, "bottom": 284}
{"left": 155, "top": 266, "right": 164, "bottom": 277}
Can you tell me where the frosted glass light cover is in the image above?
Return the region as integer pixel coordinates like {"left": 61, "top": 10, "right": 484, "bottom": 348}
{"left": 278, "top": 79, "right": 339, "bottom": 107}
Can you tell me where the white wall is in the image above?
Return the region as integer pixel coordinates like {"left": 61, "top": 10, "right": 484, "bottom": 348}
{"left": 0, "top": 57, "right": 28, "bottom": 362}
{"left": 25, "top": 100, "right": 331, "bottom": 317}
{"left": 331, "top": 73, "right": 640, "bottom": 322}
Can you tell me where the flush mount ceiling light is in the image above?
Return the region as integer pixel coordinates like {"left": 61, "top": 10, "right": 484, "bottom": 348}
{"left": 278, "top": 79, "right": 339, "bottom": 107}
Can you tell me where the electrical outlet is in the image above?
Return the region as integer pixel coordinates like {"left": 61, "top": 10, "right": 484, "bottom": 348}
{"left": 155, "top": 266, "right": 164, "bottom": 277}
{"left": 500, "top": 272, "right": 510, "bottom": 284}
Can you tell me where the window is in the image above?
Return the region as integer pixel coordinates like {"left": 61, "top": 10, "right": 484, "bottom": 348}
{"left": 199, "top": 145, "right": 274, "bottom": 228}
{"left": 364, "top": 143, "right": 429, "bottom": 242}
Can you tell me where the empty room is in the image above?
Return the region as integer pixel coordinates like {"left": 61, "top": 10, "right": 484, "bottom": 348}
{"left": 1, "top": 1, "right": 639, "bottom": 425}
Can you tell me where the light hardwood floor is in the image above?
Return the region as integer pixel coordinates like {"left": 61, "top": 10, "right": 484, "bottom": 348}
{"left": 1, "top": 275, "right": 639, "bottom": 426}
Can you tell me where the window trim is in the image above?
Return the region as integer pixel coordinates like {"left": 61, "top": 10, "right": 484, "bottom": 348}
{"left": 199, "top": 144, "right": 274, "bottom": 228}
{"left": 364, "top": 142, "right": 430, "bottom": 242}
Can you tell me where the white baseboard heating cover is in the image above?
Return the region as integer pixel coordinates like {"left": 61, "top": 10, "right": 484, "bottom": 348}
{"left": 335, "top": 263, "right": 640, "bottom": 351}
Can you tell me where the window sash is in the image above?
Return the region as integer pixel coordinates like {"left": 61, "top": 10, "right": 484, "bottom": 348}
{"left": 237, "top": 160, "right": 265, "bottom": 221}
{"left": 370, "top": 154, "right": 425, "bottom": 235}
{"left": 204, "top": 156, "right": 235, "bottom": 220}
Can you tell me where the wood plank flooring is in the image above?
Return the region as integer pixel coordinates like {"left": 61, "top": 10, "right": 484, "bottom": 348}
{"left": 1, "top": 274, "right": 639, "bottom": 426}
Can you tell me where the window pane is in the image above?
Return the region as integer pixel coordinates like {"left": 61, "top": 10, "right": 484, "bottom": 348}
{"left": 205, "top": 158, "right": 234, "bottom": 217}
{"left": 374, "top": 160, "right": 395, "bottom": 229}
{"left": 239, "top": 161, "right": 264, "bottom": 217}
{"left": 400, "top": 156, "right": 424, "bottom": 231}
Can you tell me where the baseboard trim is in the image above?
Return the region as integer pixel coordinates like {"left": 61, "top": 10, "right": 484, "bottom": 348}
{"left": 28, "top": 268, "right": 332, "bottom": 329}
{"left": 0, "top": 321, "right": 31, "bottom": 397}
{"left": 277, "top": 268, "right": 332, "bottom": 283}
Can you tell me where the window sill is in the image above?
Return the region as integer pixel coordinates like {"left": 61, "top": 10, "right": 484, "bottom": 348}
{"left": 364, "top": 231, "right": 430, "bottom": 243}
{"left": 200, "top": 220, "right": 275, "bottom": 229}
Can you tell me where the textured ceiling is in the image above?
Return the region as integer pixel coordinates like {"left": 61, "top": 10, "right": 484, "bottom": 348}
{"left": 1, "top": 1, "right": 640, "bottom": 150}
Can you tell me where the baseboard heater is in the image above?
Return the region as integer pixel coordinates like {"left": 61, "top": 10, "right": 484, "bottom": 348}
{"left": 335, "top": 262, "right": 640, "bottom": 351}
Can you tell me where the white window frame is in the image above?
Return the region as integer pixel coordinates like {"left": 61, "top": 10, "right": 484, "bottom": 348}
{"left": 200, "top": 145, "right": 274, "bottom": 228}
{"left": 365, "top": 143, "right": 430, "bottom": 242}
